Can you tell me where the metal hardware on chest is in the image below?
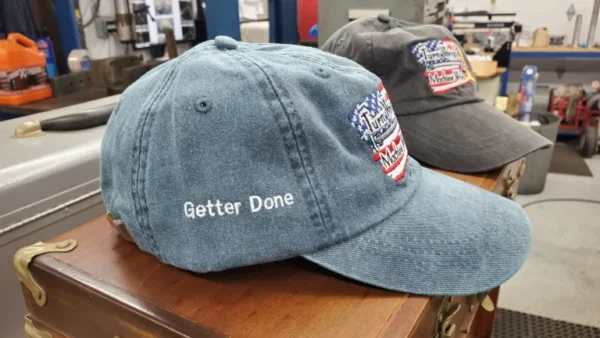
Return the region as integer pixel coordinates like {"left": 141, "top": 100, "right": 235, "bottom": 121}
{"left": 505, "top": 168, "right": 517, "bottom": 186}
{"left": 13, "top": 240, "right": 78, "bottom": 306}
{"left": 481, "top": 295, "right": 495, "bottom": 312}
{"left": 518, "top": 160, "right": 527, "bottom": 178}
{"left": 504, "top": 159, "right": 524, "bottom": 200}
{"left": 434, "top": 297, "right": 461, "bottom": 338}
{"left": 506, "top": 187, "right": 517, "bottom": 200}
{"left": 24, "top": 315, "right": 52, "bottom": 338}
{"left": 467, "top": 291, "right": 495, "bottom": 312}
{"left": 467, "top": 294, "right": 478, "bottom": 312}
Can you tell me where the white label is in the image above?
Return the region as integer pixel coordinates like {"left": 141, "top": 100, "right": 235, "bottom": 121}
{"left": 240, "top": 4, "right": 258, "bottom": 20}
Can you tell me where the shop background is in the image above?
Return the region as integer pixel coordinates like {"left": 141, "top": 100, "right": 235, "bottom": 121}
{"left": 450, "top": 0, "right": 600, "bottom": 45}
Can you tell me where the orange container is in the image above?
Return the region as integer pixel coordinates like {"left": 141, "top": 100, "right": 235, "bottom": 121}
{"left": 0, "top": 33, "right": 52, "bottom": 105}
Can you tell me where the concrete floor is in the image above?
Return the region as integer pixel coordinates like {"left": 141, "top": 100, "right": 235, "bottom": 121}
{"left": 498, "top": 156, "right": 600, "bottom": 328}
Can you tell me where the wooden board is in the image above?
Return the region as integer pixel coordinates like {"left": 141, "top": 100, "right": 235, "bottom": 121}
{"left": 18, "top": 161, "right": 524, "bottom": 338}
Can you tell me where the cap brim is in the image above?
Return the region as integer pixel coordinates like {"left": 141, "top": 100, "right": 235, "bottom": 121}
{"left": 397, "top": 101, "right": 552, "bottom": 173}
{"left": 303, "top": 161, "right": 531, "bottom": 296}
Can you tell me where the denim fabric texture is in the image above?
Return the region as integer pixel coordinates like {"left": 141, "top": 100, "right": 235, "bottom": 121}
{"left": 322, "top": 15, "right": 551, "bottom": 173}
{"left": 101, "top": 36, "right": 531, "bottom": 296}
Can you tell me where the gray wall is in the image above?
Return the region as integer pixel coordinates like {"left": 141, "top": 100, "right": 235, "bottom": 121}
{"left": 318, "top": 0, "right": 445, "bottom": 46}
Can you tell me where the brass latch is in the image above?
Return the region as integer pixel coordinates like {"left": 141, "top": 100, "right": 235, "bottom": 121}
{"left": 434, "top": 297, "right": 461, "bottom": 338}
{"left": 13, "top": 240, "right": 77, "bottom": 306}
{"left": 439, "top": 303, "right": 460, "bottom": 338}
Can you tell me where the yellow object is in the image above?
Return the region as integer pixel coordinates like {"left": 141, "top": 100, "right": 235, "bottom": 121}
{"left": 533, "top": 28, "right": 549, "bottom": 47}
{"left": 470, "top": 60, "right": 498, "bottom": 78}
{"left": 459, "top": 49, "right": 476, "bottom": 82}
{"left": 481, "top": 295, "right": 496, "bottom": 312}
{"left": 495, "top": 96, "right": 508, "bottom": 111}
{"left": 12, "top": 120, "right": 44, "bottom": 138}
{"left": 24, "top": 315, "right": 52, "bottom": 338}
{"left": 13, "top": 240, "right": 78, "bottom": 306}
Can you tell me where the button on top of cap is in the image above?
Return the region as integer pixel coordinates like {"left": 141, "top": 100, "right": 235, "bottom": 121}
{"left": 215, "top": 36, "right": 238, "bottom": 50}
{"left": 377, "top": 14, "right": 391, "bottom": 23}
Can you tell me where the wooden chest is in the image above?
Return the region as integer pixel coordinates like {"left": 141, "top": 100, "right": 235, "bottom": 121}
{"left": 14, "top": 160, "right": 524, "bottom": 338}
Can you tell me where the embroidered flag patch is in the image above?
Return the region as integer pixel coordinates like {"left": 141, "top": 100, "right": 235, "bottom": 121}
{"left": 349, "top": 84, "right": 408, "bottom": 182}
{"left": 411, "top": 39, "right": 475, "bottom": 94}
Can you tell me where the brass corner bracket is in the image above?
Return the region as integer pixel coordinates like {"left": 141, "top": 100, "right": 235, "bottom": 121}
{"left": 24, "top": 315, "right": 52, "bottom": 338}
{"left": 13, "top": 240, "right": 77, "bottom": 306}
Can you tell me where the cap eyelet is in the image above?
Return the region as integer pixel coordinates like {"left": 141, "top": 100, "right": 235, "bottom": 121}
{"left": 194, "top": 98, "right": 212, "bottom": 113}
{"left": 313, "top": 66, "right": 330, "bottom": 79}
{"left": 337, "top": 38, "right": 344, "bottom": 46}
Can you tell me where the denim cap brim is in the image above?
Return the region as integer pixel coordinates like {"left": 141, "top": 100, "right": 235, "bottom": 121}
{"left": 304, "top": 162, "right": 531, "bottom": 296}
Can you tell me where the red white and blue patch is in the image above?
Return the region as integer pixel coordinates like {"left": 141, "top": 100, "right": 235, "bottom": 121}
{"left": 348, "top": 84, "right": 408, "bottom": 182}
{"left": 411, "top": 38, "right": 475, "bottom": 94}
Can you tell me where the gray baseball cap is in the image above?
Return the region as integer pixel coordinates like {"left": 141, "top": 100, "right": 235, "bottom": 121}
{"left": 101, "top": 36, "right": 531, "bottom": 296}
{"left": 322, "top": 15, "right": 551, "bottom": 173}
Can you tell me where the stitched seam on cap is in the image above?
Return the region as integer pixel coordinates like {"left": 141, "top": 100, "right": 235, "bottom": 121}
{"left": 226, "top": 50, "right": 322, "bottom": 230}
{"left": 231, "top": 50, "right": 327, "bottom": 232}
{"left": 275, "top": 53, "right": 368, "bottom": 73}
{"left": 130, "top": 109, "right": 152, "bottom": 252}
{"left": 131, "top": 55, "right": 190, "bottom": 260}
{"left": 370, "top": 33, "right": 378, "bottom": 75}
{"left": 232, "top": 51, "right": 333, "bottom": 237}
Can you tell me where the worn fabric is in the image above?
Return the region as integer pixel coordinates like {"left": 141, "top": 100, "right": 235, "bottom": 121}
{"left": 322, "top": 15, "right": 551, "bottom": 173}
{"left": 101, "top": 36, "right": 531, "bottom": 295}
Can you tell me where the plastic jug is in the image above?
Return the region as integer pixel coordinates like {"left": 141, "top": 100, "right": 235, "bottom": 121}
{"left": 0, "top": 33, "right": 52, "bottom": 105}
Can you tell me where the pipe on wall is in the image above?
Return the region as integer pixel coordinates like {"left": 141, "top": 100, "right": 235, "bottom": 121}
{"left": 587, "top": 0, "right": 600, "bottom": 48}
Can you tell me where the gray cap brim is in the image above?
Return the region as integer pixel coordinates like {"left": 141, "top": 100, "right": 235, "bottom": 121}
{"left": 304, "top": 162, "right": 531, "bottom": 296}
{"left": 397, "top": 101, "right": 552, "bottom": 173}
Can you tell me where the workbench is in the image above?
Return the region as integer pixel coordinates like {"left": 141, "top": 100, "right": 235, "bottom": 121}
{"left": 0, "top": 88, "right": 108, "bottom": 120}
{"left": 511, "top": 46, "right": 600, "bottom": 58}
{"left": 504, "top": 46, "right": 600, "bottom": 100}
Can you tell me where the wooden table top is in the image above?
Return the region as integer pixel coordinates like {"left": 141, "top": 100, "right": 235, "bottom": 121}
{"left": 26, "top": 167, "right": 510, "bottom": 337}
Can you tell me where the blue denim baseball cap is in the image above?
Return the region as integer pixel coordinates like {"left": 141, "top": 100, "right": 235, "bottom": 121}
{"left": 101, "top": 36, "right": 531, "bottom": 296}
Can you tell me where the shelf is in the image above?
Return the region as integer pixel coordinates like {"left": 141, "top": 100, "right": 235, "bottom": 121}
{"left": 511, "top": 46, "right": 600, "bottom": 58}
